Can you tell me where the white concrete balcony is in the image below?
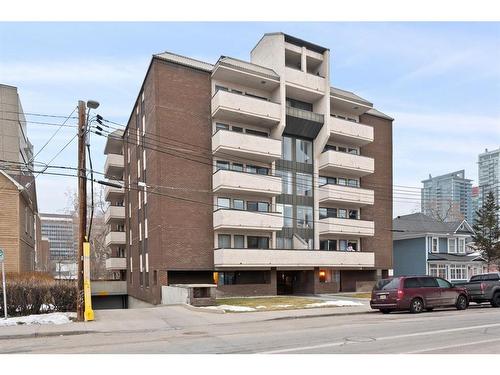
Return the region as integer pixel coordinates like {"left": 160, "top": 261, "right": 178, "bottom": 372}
{"left": 104, "top": 206, "right": 125, "bottom": 224}
{"left": 318, "top": 217, "right": 375, "bottom": 237}
{"left": 104, "top": 185, "right": 124, "bottom": 202}
{"left": 104, "top": 231, "right": 126, "bottom": 247}
{"left": 91, "top": 280, "right": 127, "bottom": 296}
{"left": 212, "top": 130, "right": 282, "bottom": 163}
{"left": 211, "top": 90, "right": 281, "bottom": 127}
{"left": 213, "top": 169, "right": 282, "bottom": 197}
{"left": 329, "top": 116, "right": 374, "bottom": 146}
{"left": 214, "top": 249, "right": 375, "bottom": 268}
{"left": 213, "top": 209, "right": 283, "bottom": 231}
{"left": 104, "top": 153, "right": 124, "bottom": 179}
{"left": 105, "top": 257, "right": 127, "bottom": 270}
{"left": 318, "top": 150, "right": 374, "bottom": 177}
{"left": 318, "top": 184, "right": 374, "bottom": 207}
{"left": 284, "top": 66, "right": 326, "bottom": 97}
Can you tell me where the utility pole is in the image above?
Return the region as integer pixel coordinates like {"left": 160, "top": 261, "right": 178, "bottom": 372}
{"left": 77, "top": 100, "right": 87, "bottom": 322}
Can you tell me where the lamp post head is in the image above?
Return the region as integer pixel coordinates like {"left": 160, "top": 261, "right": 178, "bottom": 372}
{"left": 86, "top": 100, "right": 100, "bottom": 109}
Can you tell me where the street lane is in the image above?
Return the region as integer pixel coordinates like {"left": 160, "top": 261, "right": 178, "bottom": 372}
{"left": 1, "top": 305, "right": 499, "bottom": 354}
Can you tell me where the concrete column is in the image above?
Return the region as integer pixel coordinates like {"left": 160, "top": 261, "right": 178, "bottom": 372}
{"left": 301, "top": 47, "right": 307, "bottom": 72}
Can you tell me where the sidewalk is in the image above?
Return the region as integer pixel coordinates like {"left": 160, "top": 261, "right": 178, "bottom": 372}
{"left": 0, "top": 302, "right": 373, "bottom": 340}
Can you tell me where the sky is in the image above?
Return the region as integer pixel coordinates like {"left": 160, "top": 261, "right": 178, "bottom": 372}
{"left": 0, "top": 22, "right": 499, "bottom": 216}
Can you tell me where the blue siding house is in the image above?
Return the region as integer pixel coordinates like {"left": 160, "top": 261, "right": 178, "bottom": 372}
{"left": 393, "top": 213, "right": 486, "bottom": 282}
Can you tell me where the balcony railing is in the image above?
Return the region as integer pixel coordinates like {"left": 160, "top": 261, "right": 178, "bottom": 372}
{"left": 329, "top": 116, "right": 374, "bottom": 146}
{"left": 318, "top": 217, "right": 375, "bottom": 237}
{"left": 318, "top": 150, "right": 374, "bottom": 177}
{"left": 286, "top": 106, "right": 324, "bottom": 124}
{"left": 213, "top": 208, "right": 283, "bottom": 231}
{"left": 214, "top": 248, "right": 375, "bottom": 268}
{"left": 318, "top": 184, "right": 374, "bottom": 206}
{"left": 212, "top": 169, "right": 282, "bottom": 197}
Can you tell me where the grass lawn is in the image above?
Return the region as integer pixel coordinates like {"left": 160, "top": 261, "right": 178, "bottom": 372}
{"left": 216, "top": 296, "right": 324, "bottom": 311}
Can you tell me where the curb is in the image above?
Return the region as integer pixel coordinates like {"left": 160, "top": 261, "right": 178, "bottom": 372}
{"left": 265, "top": 309, "right": 375, "bottom": 321}
{"left": 182, "top": 304, "right": 225, "bottom": 314}
{"left": 0, "top": 330, "right": 93, "bottom": 341}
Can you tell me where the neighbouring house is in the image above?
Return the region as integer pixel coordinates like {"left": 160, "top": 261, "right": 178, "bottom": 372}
{"left": 393, "top": 213, "right": 487, "bottom": 283}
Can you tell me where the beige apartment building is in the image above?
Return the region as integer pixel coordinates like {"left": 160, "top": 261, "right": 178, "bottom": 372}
{"left": 105, "top": 33, "right": 393, "bottom": 305}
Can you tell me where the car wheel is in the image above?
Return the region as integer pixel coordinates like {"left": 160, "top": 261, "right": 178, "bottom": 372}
{"left": 409, "top": 298, "right": 424, "bottom": 314}
{"left": 456, "top": 294, "right": 468, "bottom": 310}
{"left": 491, "top": 293, "right": 500, "bottom": 308}
{"left": 426, "top": 308, "right": 434, "bottom": 312}
{"left": 380, "top": 309, "right": 392, "bottom": 314}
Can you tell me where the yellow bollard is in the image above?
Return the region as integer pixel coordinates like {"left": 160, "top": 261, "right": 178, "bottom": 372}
{"left": 83, "top": 241, "right": 94, "bottom": 321}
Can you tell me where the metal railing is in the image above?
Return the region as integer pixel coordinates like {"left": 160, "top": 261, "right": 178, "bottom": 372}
{"left": 286, "top": 106, "right": 324, "bottom": 124}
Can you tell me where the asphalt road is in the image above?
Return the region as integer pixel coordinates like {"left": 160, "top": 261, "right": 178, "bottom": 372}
{"left": 1, "top": 304, "right": 500, "bottom": 354}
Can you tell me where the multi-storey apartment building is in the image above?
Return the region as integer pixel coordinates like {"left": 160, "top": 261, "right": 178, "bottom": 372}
{"left": 478, "top": 148, "right": 500, "bottom": 215}
{"left": 421, "top": 170, "right": 473, "bottom": 223}
{"left": 118, "top": 33, "right": 393, "bottom": 305}
{"left": 471, "top": 186, "right": 480, "bottom": 223}
{"left": 40, "top": 213, "right": 77, "bottom": 279}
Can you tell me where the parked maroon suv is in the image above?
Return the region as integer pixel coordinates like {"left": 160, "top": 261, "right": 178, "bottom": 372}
{"left": 370, "top": 276, "right": 469, "bottom": 314}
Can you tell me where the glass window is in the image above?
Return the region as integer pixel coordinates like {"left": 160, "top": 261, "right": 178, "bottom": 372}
{"left": 218, "top": 234, "right": 231, "bottom": 248}
{"left": 348, "top": 179, "right": 358, "bottom": 187}
{"left": 247, "top": 202, "right": 258, "bottom": 211}
{"left": 404, "top": 278, "right": 421, "bottom": 288}
{"left": 296, "top": 172, "right": 312, "bottom": 196}
{"left": 232, "top": 163, "right": 244, "bottom": 172}
{"left": 216, "top": 122, "right": 229, "bottom": 131}
{"left": 296, "top": 139, "right": 312, "bottom": 164}
{"left": 338, "top": 209, "right": 347, "bottom": 219}
{"left": 256, "top": 166, "right": 269, "bottom": 175}
{"left": 436, "top": 278, "right": 452, "bottom": 288}
{"left": 320, "top": 240, "right": 328, "bottom": 250}
{"left": 217, "top": 197, "right": 231, "bottom": 209}
{"left": 282, "top": 136, "right": 293, "bottom": 161}
{"left": 231, "top": 126, "right": 243, "bottom": 133}
{"left": 247, "top": 236, "right": 269, "bottom": 249}
{"left": 278, "top": 170, "right": 293, "bottom": 194}
{"left": 348, "top": 148, "right": 358, "bottom": 155}
{"left": 297, "top": 206, "right": 313, "bottom": 228}
{"left": 458, "top": 238, "right": 466, "bottom": 253}
{"left": 419, "top": 277, "right": 439, "bottom": 287}
{"left": 234, "top": 235, "right": 245, "bottom": 248}
{"left": 338, "top": 178, "right": 347, "bottom": 186}
{"left": 215, "top": 85, "right": 228, "bottom": 92}
{"left": 318, "top": 176, "right": 327, "bottom": 186}
{"left": 216, "top": 160, "right": 230, "bottom": 170}
{"left": 277, "top": 236, "right": 292, "bottom": 249}
{"left": 257, "top": 202, "right": 269, "bottom": 212}
{"left": 348, "top": 210, "right": 358, "bottom": 219}
{"left": 432, "top": 237, "right": 439, "bottom": 252}
{"left": 448, "top": 238, "right": 457, "bottom": 253}
{"left": 282, "top": 204, "right": 293, "bottom": 227}
{"left": 339, "top": 240, "right": 348, "bottom": 251}
{"left": 233, "top": 199, "right": 244, "bottom": 210}
{"left": 338, "top": 146, "right": 347, "bottom": 153}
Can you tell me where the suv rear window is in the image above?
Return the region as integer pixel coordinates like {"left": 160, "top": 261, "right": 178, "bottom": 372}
{"left": 374, "top": 278, "right": 400, "bottom": 290}
{"left": 485, "top": 274, "right": 500, "bottom": 281}
{"left": 469, "top": 275, "right": 484, "bottom": 282}
{"left": 403, "top": 278, "right": 420, "bottom": 288}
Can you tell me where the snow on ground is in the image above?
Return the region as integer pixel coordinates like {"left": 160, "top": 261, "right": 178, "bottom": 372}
{"left": 255, "top": 306, "right": 267, "bottom": 309}
{"left": 201, "top": 305, "right": 257, "bottom": 312}
{"left": 273, "top": 304, "right": 293, "bottom": 308}
{"left": 0, "top": 312, "right": 76, "bottom": 327}
{"left": 305, "top": 300, "right": 363, "bottom": 308}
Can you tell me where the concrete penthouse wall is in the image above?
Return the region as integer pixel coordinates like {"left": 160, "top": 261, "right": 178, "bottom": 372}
{"left": 126, "top": 57, "right": 213, "bottom": 305}
{"left": 393, "top": 238, "right": 427, "bottom": 276}
{"left": 359, "top": 113, "right": 393, "bottom": 270}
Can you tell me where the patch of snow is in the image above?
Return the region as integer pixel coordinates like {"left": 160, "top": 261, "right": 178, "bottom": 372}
{"left": 200, "top": 305, "right": 256, "bottom": 312}
{"left": 273, "top": 304, "right": 293, "bottom": 308}
{"left": 256, "top": 306, "right": 267, "bottom": 309}
{"left": 305, "top": 300, "right": 364, "bottom": 308}
{"left": 0, "top": 312, "right": 76, "bottom": 327}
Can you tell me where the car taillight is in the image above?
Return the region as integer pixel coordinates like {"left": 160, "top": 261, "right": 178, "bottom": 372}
{"left": 397, "top": 289, "right": 404, "bottom": 300}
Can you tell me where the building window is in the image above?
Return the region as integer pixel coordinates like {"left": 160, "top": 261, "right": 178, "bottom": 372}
{"left": 216, "top": 122, "right": 229, "bottom": 131}
{"left": 282, "top": 136, "right": 293, "bottom": 161}
{"left": 448, "top": 238, "right": 457, "bottom": 253}
{"left": 428, "top": 263, "right": 446, "bottom": 279}
{"left": 320, "top": 239, "right": 337, "bottom": 251}
{"left": 432, "top": 237, "right": 439, "bottom": 253}
{"left": 296, "top": 172, "right": 312, "bottom": 196}
{"left": 232, "top": 163, "right": 244, "bottom": 172}
{"left": 279, "top": 204, "right": 293, "bottom": 227}
{"left": 449, "top": 264, "right": 467, "bottom": 281}
{"left": 458, "top": 238, "right": 466, "bottom": 253}
{"left": 338, "top": 209, "right": 347, "bottom": 219}
{"left": 247, "top": 201, "right": 269, "bottom": 212}
{"left": 319, "top": 270, "right": 339, "bottom": 283}
{"left": 234, "top": 235, "right": 245, "bottom": 248}
{"left": 278, "top": 170, "right": 293, "bottom": 194}
{"left": 246, "top": 165, "right": 269, "bottom": 175}
{"left": 153, "top": 270, "right": 158, "bottom": 286}
{"left": 277, "top": 235, "right": 292, "bottom": 249}
{"left": 218, "top": 234, "right": 231, "bottom": 248}
{"left": 218, "top": 271, "right": 269, "bottom": 285}
{"left": 348, "top": 209, "right": 358, "bottom": 220}
{"left": 233, "top": 199, "right": 244, "bottom": 210}
{"left": 216, "top": 160, "right": 230, "bottom": 170}
{"left": 247, "top": 236, "right": 269, "bottom": 249}
{"left": 297, "top": 206, "right": 313, "bottom": 228}
{"left": 217, "top": 197, "right": 231, "bottom": 209}
{"left": 339, "top": 240, "right": 348, "bottom": 251}
{"left": 296, "top": 139, "right": 312, "bottom": 164}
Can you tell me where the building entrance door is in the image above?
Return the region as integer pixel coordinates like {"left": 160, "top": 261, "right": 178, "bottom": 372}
{"left": 277, "top": 271, "right": 297, "bottom": 295}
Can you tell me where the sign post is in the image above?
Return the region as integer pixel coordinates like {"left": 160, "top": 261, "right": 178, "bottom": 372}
{"left": 0, "top": 249, "right": 7, "bottom": 319}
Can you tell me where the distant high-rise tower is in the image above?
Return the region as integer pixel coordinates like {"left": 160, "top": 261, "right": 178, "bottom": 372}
{"left": 471, "top": 186, "right": 480, "bottom": 224}
{"left": 478, "top": 148, "right": 500, "bottom": 215}
{"left": 421, "top": 170, "right": 473, "bottom": 222}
